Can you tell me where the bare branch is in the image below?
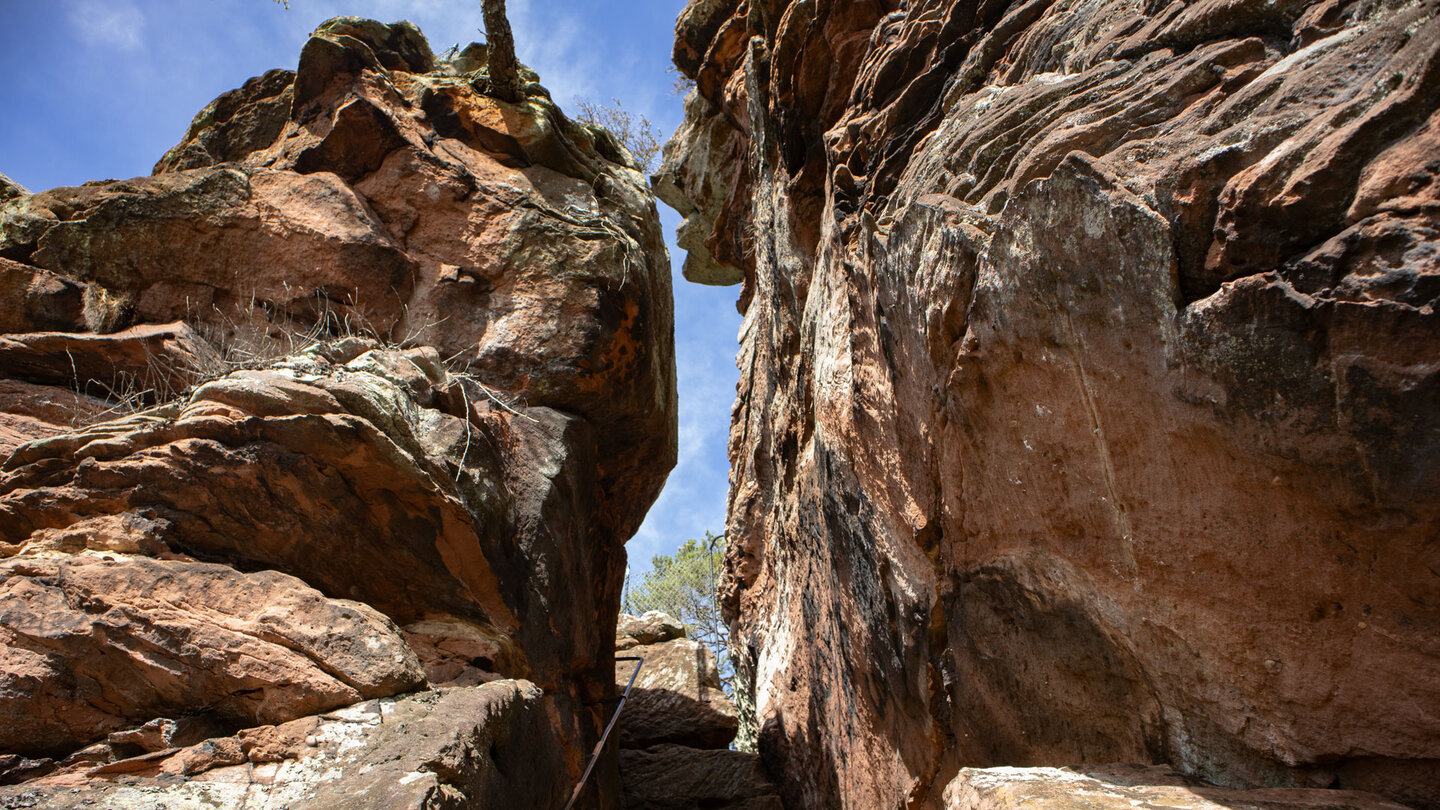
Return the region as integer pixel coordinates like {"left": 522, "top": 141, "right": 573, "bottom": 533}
{"left": 572, "top": 97, "right": 663, "bottom": 174}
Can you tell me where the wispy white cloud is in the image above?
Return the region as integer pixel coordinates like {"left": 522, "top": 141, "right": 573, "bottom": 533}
{"left": 508, "top": 0, "right": 597, "bottom": 110}
{"left": 68, "top": 0, "right": 144, "bottom": 51}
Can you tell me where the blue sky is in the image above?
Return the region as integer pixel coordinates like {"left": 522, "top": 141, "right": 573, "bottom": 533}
{"left": 0, "top": 0, "right": 741, "bottom": 579}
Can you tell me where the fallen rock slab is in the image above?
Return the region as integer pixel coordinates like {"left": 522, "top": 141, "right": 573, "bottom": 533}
{"left": 0, "top": 552, "right": 423, "bottom": 757}
{"left": 0, "top": 322, "right": 221, "bottom": 399}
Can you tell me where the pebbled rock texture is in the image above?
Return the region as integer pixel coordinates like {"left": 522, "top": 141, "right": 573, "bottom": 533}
{"left": 660, "top": 0, "right": 1440, "bottom": 808}
{"left": 0, "top": 16, "right": 676, "bottom": 806}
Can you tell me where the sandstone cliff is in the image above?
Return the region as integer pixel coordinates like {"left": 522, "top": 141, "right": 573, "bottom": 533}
{"left": 657, "top": 0, "right": 1440, "bottom": 808}
{"left": 0, "top": 18, "right": 675, "bottom": 807}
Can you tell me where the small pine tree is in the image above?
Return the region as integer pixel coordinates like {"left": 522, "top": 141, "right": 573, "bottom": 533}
{"left": 624, "top": 532, "right": 730, "bottom": 689}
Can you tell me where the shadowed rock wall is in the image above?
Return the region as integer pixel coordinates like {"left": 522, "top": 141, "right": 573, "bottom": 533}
{"left": 657, "top": 0, "right": 1440, "bottom": 808}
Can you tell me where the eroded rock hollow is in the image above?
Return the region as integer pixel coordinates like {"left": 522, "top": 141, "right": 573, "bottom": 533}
{"left": 0, "top": 17, "right": 675, "bottom": 807}
{"left": 657, "top": 0, "right": 1440, "bottom": 808}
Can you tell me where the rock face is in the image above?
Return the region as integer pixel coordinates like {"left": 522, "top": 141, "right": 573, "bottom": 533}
{"left": 0, "top": 16, "right": 675, "bottom": 807}
{"left": 660, "top": 0, "right": 1440, "bottom": 808}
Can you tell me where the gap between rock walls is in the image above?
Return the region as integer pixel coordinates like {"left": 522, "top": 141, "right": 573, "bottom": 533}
{"left": 1, "top": 1, "right": 1438, "bottom": 809}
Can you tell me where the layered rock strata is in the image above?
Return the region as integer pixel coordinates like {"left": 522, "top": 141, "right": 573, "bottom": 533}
{"left": 0, "top": 16, "right": 675, "bottom": 807}
{"left": 614, "top": 611, "right": 740, "bottom": 750}
{"left": 0, "top": 681, "right": 565, "bottom": 810}
{"left": 658, "top": 0, "right": 1440, "bottom": 808}
{"left": 612, "top": 613, "right": 781, "bottom": 809}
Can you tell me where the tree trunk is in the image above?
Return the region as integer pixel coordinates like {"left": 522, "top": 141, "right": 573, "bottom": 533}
{"left": 482, "top": 0, "right": 522, "bottom": 102}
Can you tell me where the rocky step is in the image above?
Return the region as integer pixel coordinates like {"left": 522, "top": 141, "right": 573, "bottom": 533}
{"left": 620, "top": 744, "right": 782, "bottom": 810}
{"left": 613, "top": 612, "right": 782, "bottom": 808}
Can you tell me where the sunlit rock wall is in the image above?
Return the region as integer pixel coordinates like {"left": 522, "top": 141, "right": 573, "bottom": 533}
{"left": 658, "top": 0, "right": 1440, "bottom": 807}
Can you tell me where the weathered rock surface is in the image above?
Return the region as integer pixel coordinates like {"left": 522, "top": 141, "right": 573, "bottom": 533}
{"left": 0, "top": 15, "right": 676, "bottom": 807}
{"left": 612, "top": 615, "right": 779, "bottom": 809}
{"left": 0, "top": 174, "right": 25, "bottom": 205}
{"left": 0, "top": 679, "right": 567, "bottom": 809}
{"left": 661, "top": 0, "right": 1440, "bottom": 808}
{"left": 0, "top": 552, "right": 422, "bottom": 757}
{"left": 620, "top": 744, "right": 783, "bottom": 810}
{"left": 614, "top": 625, "right": 737, "bottom": 750}
{"left": 944, "top": 765, "right": 1415, "bottom": 810}
{"left": 617, "top": 610, "right": 689, "bottom": 646}
{"left": 0, "top": 380, "right": 105, "bottom": 459}
{"left": 0, "top": 258, "right": 84, "bottom": 334}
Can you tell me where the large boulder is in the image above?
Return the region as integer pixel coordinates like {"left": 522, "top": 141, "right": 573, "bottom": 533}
{"left": 661, "top": 0, "right": 1440, "bottom": 808}
{"left": 0, "top": 15, "right": 676, "bottom": 542}
{"left": 0, "top": 16, "right": 677, "bottom": 806}
{"left": 617, "top": 611, "right": 688, "bottom": 646}
{"left": 617, "top": 634, "right": 737, "bottom": 750}
{"left": 0, "top": 342, "right": 640, "bottom": 765}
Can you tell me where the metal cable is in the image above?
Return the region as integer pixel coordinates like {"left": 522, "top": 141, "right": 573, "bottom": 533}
{"left": 562, "top": 655, "right": 644, "bottom": 810}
